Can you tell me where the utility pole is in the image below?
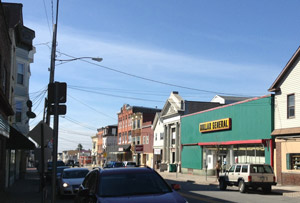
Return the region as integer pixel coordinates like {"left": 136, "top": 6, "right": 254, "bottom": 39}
{"left": 48, "top": 1, "right": 59, "bottom": 203}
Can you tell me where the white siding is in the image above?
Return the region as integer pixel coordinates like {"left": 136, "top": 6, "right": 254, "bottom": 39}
{"left": 274, "top": 56, "right": 300, "bottom": 129}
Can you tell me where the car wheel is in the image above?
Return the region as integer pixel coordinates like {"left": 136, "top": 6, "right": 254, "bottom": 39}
{"left": 238, "top": 180, "right": 247, "bottom": 193}
{"left": 219, "top": 178, "right": 227, "bottom": 191}
{"left": 262, "top": 185, "right": 271, "bottom": 194}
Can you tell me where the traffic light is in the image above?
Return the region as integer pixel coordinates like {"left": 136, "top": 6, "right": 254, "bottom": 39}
{"left": 47, "top": 82, "right": 67, "bottom": 115}
{"left": 26, "top": 100, "right": 36, "bottom": 118}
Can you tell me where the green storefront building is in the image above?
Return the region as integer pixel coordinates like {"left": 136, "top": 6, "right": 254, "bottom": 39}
{"left": 181, "top": 95, "right": 274, "bottom": 175}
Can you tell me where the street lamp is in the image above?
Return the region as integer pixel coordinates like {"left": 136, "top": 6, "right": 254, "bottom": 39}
{"left": 56, "top": 57, "right": 103, "bottom": 63}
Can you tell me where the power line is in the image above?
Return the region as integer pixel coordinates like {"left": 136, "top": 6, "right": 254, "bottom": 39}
{"left": 69, "top": 86, "right": 164, "bottom": 103}
{"left": 68, "top": 93, "right": 117, "bottom": 120}
{"left": 61, "top": 116, "right": 96, "bottom": 131}
{"left": 42, "top": 0, "right": 52, "bottom": 36}
{"left": 59, "top": 52, "right": 252, "bottom": 97}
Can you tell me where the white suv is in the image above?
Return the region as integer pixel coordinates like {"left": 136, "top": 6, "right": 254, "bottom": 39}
{"left": 218, "top": 163, "right": 277, "bottom": 193}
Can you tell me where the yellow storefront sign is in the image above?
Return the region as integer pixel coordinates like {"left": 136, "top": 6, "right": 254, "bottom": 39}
{"left": 199, "top": 118, "right": 231, "bottom": 133}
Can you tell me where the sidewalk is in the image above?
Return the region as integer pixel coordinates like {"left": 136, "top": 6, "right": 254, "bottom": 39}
{"left": 1, "top": 168, "right": 42, "bottom": 203}
{"left": 158, "top": 171, "right": 300, "bottom": 197}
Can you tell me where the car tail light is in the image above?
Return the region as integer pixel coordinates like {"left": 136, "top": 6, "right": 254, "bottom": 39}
{"left": 273, "top": 176, "right": 276, "bottom": 182}
{"left": 248, "top": 176, "right": 252, "bottom": 182}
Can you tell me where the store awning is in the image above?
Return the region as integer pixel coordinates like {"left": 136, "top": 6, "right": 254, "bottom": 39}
{"left": 271, "top": 127, "right": 300, "bottom": 136}
{"left": 197, "top": 139, "right": 268, "bottom": 146}
{"left": 7, "top": 126, "right": 36, "bottom": 150}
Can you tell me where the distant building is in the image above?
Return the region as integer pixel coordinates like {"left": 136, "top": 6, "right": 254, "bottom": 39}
{"left": 117, "top": 104, "right": 160, "bottom": 163}
{"left": 211, "top": 95, "right": 251, "bottom": 104}
{"left": 160, "top": 91, "right": 222, "bottom": 172}
{"left": 152, "top": 112, "right": 164, "bottom": 169}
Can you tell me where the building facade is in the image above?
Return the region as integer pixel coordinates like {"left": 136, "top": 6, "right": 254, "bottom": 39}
{"left": 0, "top": 2, "right": 14, "bottom": 192}
{"left": 181, "top": 95, "right": 274, "bottom": 175}
{"left": 160, "top": 91, "right": 222, "bottom": 172}
{"left": 117, "top": 104, "right": 160, "bottom": 163}
{"left": 152, "top": 112, "right": 164, "bottom": 169}
{"left": 268, "top": 46, "right": 300, "bottom": 185}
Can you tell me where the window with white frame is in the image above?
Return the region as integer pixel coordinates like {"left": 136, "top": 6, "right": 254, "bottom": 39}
{"left": 118, "top": 133, "right": 121, "bottom": 144}
{"left": 155, "top": 133, "right": 157, "bottom": 141}
{"left": 287, "top": 94, "right": 295, "bottom": 118}
{"left": 143, "top": 136, "right": 146, "bottom": 144}
{"left": 17, "top": 63, "right": 24, "bottom": 85}
{"left": 137, "top": 136, "right": 140, "bottom": 144}
{"left": 146, "top": 136, "right": 149, "bottom": 144}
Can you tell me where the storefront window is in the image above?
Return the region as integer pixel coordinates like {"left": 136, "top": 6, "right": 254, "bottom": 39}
{"left": 287, "top": 153, "right": 300, "bottom": 170}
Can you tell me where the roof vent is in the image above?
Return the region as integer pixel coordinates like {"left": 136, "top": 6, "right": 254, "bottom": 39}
{"left": 172, "top": 91, "right": 179, "bottom": 94}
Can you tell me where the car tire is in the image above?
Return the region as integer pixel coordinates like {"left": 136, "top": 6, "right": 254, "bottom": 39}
{"left": 262, "top": 185, "right": 271, "bottom": 194}
{"left": 219, "top": 178, "right": 227, "bottom": 191}
{"left": 238, "top": 180, "right": 247, "bottom": 193}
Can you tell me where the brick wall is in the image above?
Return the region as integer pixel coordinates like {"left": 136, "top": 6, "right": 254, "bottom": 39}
{"left": 275, "top": 141, "right": 282, "bottom": 184}
{"left": 281, "top": 173, "right": 300, "bottom": 185}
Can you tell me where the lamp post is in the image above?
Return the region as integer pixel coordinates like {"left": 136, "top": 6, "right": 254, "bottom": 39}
{"left": 56, "top": 57, "right": 103, "bottom": 63}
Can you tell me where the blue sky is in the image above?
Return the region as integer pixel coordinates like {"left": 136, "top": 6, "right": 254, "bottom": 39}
{"left": 4, "top": 0, "right": 300, "bottom": 152}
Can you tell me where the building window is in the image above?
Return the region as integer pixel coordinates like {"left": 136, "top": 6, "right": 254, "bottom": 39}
{"left": 137, "top": 120, "right": 140, "bottom": 128}
{"left": 124, "top": 132, "right": 127, "bottom": 144}
{"left": 172, "top": 128, "right": 176, "bottom": 145}
{"left": 287, "top": 94, "right": 295, "bottom": 118}
{"left": 118, "top": 133, "right": 121, "bottom": 144}
{"left": 155, "top": 133, "right": 157, "bottom": 141}
{"left": 287, "top": 153, "right": 300, "bottom": 170}
{"left": 137, "top": 136, "right": 140, "bottom": 145}
{"left": 146, "top": 136, "right": 149, "bottom": 144}
{"left": 112, "top": 128, "right": 116, "bottom": 136}
{"left": 128, "top": 131, "right": 132, "bottom": 143}
{"left": 133, "top": 120, "right": 136, "bottom": 129}
{"left": 17, "top": 63, "right": 24, "bottom": 85}
{"left": 160, "top": 133, "right": 164, "bottom": 140}
{"left": 15, "top": 101, "right": 22, "bottom": 122}
{"left": 143, "top": 136, "right": 145, "bottom": 144}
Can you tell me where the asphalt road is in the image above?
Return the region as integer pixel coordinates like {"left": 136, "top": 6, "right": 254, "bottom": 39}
{"left": 164, "top": 179, "right": 300, "bottom": 203}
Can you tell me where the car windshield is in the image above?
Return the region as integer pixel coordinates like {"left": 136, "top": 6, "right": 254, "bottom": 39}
{"left": 127, "top": 162, "right": 136, "bottom": 166}
{"left": 98, "top": 172, "right": 172, "bottom": 197}
{"left": 57, "top": 167, "right": 68, "bottom": 174}
{"left": 250, "top": 165, "right": 273, "bottom": 173}
{"left": 63, "top": 170, "right": 89, "bottom": 179}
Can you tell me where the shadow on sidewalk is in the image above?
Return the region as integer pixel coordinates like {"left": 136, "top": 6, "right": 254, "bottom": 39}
{"left": 1, "top": 168, "right": 41, "bottom": 203}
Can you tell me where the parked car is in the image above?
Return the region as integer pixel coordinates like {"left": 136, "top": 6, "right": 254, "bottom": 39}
{"left": 104, "top": 161, "right": 124, "bottom": 168}
{"left": 123, "top": 161, "right": 137, "bottom": 167}
{"left": 75, "top": 167, "right": 187, "bottom": 202}
{"left": 74, "top": 161, "right": 80, "bottom": 167}
{"left": 58, "top": 168, "right": 89, "bottom": 196}
{"left": 218, "top": 163, "right": 277, "bottom": 193}
{"left": 66, "top": 160, "right": 75, "bottom": 167}
{"left": 56, "top": 166, "right": 70, "bottom": 179}
{"left": 46, "top": 160, "right": 66, "bottom": 180}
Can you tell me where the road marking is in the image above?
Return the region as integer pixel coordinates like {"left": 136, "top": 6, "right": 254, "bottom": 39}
{"left": 179, "top": 192, "right": 220, "bottom": 203}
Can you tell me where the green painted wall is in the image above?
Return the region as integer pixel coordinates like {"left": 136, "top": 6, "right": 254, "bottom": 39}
{"left": 182, "top": 145, "right": 202, "bottom": 169}
{"left": 181, "top": 96, "right": 274, "bottom": 144}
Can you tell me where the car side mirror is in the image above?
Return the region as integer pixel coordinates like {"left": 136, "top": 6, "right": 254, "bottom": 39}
{"left": 77, "top": 188, "right": 90, "bottom": 197}
{"left": 171, "top": 184, "right": 181, "bottom": 191}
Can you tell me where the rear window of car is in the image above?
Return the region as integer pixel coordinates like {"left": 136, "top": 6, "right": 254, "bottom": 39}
{"left": 127, "top": 162, "right": 136, "bottom": 166}
{"left": 250, "top": 165, "right": 273, "bottom": 173}
{"left": 98, "top": 172, "right": 171, "bottom": 197}
{"left": 63, "top": 170, "right": 89, "bottom": 179}
{"left": 114, "top": 162, "right": 124, "bottom": 167}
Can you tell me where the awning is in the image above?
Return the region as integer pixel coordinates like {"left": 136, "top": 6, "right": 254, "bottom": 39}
{"left": 271, "top": 127, "right": 300, "bottom": 136}
{"left": 7, "top": 126, "right": 36, "bottom": 150}
{"left": 197, "top": 139, "right": 268, "bottom": 146}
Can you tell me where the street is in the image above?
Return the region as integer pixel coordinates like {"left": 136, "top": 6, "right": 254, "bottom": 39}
{"left": 164, "top": 178, "right": 300, "bottom": 203}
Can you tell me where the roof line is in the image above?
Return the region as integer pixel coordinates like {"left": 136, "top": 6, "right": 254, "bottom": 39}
{"left": 182, "top": 94, "right": 272, "bottom": 118}
{"left": 268, "top": 46, "right": 300, "bottom": 92}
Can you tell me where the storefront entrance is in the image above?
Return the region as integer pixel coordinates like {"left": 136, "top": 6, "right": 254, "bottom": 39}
{"left": 203, "top": 144, "right": 265, "bottom": 171}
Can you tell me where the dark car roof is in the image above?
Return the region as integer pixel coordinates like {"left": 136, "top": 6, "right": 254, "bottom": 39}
{"left": 100, "top": 167, "right": 153, "bottom": 175}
